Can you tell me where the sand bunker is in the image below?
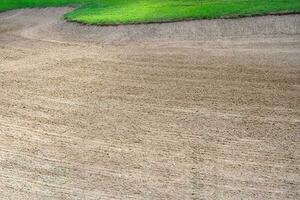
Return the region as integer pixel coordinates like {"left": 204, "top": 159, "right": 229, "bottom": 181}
{"left": 0, "top": 8, "right": 299, "bottom": 200}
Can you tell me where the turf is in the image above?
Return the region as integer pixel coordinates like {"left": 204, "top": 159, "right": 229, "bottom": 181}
{"left": 1, "top": 0, "right": 300, "bottom": 25}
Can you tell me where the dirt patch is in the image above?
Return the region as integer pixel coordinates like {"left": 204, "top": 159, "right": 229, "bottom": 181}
{"left": 0, "top": 8, "right": 299, "bottom": 200}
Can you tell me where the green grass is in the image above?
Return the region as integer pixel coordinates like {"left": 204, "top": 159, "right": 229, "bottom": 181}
{"left": 1, "top": 0, "right": 300, "bottom": 25}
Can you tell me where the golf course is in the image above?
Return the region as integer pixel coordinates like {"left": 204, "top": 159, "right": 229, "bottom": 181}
{"left": 0, "top": 1, "right": 299, "bottom": 199}
{"left": 1, "top": 0, "right": 300, "bottom": 24}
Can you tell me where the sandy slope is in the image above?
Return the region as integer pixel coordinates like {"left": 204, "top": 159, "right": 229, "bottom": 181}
{"left": 0, "top": 8, "right": 299, "bottom": 200}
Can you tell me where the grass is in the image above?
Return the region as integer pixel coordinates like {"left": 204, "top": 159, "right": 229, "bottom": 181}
{"left": 1, "top": 0, "right": 300, "bottom": 25}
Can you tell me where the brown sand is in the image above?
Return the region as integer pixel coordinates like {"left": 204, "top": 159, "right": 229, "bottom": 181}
{"left": 0, "top": 8, "right": 299, "bottom": 200}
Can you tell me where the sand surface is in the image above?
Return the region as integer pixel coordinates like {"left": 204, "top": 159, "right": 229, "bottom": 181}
{"left": 0, "top": 8, "right": 299, "bottom": 199}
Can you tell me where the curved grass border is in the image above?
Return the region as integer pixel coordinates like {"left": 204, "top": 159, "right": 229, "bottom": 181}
{"left": 63, "top": 0, "right": 300, "bottom": 25}
{"left": 1, "top": 0, "right": 300, "bottom": 26}
{"left": 65, "top": 10, "right": 300, "bottom": 26}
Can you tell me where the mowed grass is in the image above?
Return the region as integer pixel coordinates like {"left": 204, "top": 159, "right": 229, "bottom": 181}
{"left": 1, "top": 0, "right": 300, "bottom": 25}
{"left": 0, "top": 0, "right": 89, "bottom": 11}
